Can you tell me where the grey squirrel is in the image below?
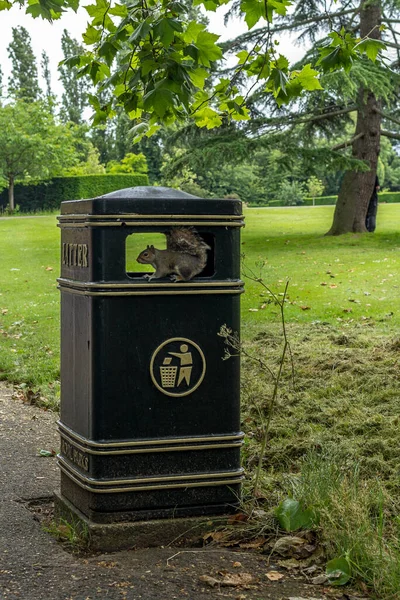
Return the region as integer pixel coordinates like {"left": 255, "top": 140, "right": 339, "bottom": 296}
{"left": 136, "top": 227, "right": 210, "bottom": 282}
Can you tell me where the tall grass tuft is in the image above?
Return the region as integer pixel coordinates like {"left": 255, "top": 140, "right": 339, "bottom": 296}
{"left": 284, "top": 450, "right": 400, "bottom": 598}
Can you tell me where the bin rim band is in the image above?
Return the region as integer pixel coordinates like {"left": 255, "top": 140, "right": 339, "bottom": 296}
{"left": 58, "top": 421, "right": 244, "bottom": 450}
{"left": 58, "top": 458, "right": 244, "bottom": 493}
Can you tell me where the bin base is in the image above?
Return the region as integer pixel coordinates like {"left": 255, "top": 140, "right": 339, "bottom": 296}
{"left": 54, "top": 492, "right": 234, "bottom": 552}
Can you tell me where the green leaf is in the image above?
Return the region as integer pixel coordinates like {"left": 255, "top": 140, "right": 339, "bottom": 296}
{"left": 356, "top": 38, "right": 386, "bottom": 62}
{"left": 236, "top": 50, "right": 250, "bottom": 65}
{"left": 182, "top": 20, "right": 205, "bottom": 44}
{"left": 141, "top": 60, "right": 158, "bottom": 76}
{"left": 98, "top": 41, "right": 118, "bottom": 66}
{"left": 275, "top": 498, "right": 314, "bottom": 531}
{"left": 85, "top": 0, "right": 110, "bottom": 24}
{"left": 296, "top": 64, "right": 323, "bottom": 91}
{"left": 194, "top": 106, "right": 223, "bottom": 128}
{"left": 268, "top": 67, "right": 289, "bottom": 94}
{"left": 195, "top": 31, "right": 222, "bottom": 66}
{"left": 108, "top": 3, "right": 128, "bottom": 16}
{"left": 89, "top": 61, "right": 110, "bottom": 84}
{"left": 275, "top": 54, "right": 289, "bottom": 70}
{"left": 326, "top": 557, "right": 351, "bottom": 586}
{"left": 189, "top": 67, "right": 208, "bottom": 89}
{"left": 82, "top": 24, "right": 102, "bottom": 45}
{"left": 240, "top": 0, "right": 264, "bottom": 29}
{"left": 154, "top": 18, "right": 182, "bottom": 47}
{"left": 26, "top": 3, "right": 51, "bottom": 18}
{"left": 0, "top": 1, "right": 12, "bottom": 10}
{"left": 129, "top": 21, "right": 151, "bottom": 43}
{"left": 143, "top": 87, "right": 174, "bottom": 117}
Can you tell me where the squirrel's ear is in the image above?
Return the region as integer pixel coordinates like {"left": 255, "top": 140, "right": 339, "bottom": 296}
{"left": 146, "top": 245, "right": 150, "bottom": 249}
{"left": 150, "top": 245, "right": 155, "bottom": 249}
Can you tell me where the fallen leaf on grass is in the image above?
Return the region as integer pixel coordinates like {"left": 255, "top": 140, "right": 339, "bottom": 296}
{"left": 311, "top": 574, "right": 328, "bottom": 584}
{"left": 343, "top": 308, "right": 352, "bottom": 313}
{"left": 45, "top": 266, "right": 54, "bottom": 271}
{"left": 249, "top": 308, "right": 259, "bottom": 312}
{"left": 202, "top": 530, "right": 238, "bottom": 546}
{"left": 320, "top": 282, "right": 327, "bottom": 286}
{"left": 232, "top": 562, "right": 242, "bottom": 568}
{"left": 329, "top": 284, "right": 338, "bottom": 288}
{"left": 1, "top": 309, "right": 8, "bottom": 314}
{"left": 228, "top": 512, "right": 248, "bottom": 524}
{"left": 300, "top": 306, "right": 311, "bottom": 311}
{"left": 266, "top": 571, "right": 284, "bottom": 581}
{"left": 270, "top": 536, "right": 314, "bottom": 559}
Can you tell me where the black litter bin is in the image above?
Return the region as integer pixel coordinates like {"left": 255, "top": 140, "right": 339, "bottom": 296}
{"left": 57, "top": 186, "right": 245, "bottom": 523}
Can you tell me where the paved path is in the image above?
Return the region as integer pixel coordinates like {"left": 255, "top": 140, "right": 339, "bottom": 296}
{"left": 0, "top": 383, "right": 329, "bottom": 600}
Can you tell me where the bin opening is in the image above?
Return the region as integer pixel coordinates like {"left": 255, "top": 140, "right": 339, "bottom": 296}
{"left": 126, "top": 232, "right": 166, "bottom": 276}
{"left": 126, "top": 231, "right": 215, "bottom": 279}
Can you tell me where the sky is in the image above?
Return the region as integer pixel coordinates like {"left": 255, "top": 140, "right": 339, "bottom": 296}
{"left": 0, "top": 4, "right": 299, "bottom": 100}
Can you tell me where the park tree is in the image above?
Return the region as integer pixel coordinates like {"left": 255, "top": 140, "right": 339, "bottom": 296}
{"left": 7, "top": 26, "right": 41, "bottom": 101}
{"left": 227, "top": 0, "right": 399, "bottom": 233}
{"left": 0, "top": 101, "right": 83, "bottom": 211}
{"left": 106, "top": 152, "right": 148, "bottom": 173}
{"left": 41, "top": 51, "right": 54, "bottom": 105}
{"left": 1, "top": 0, "right": 397, "bottom": 233}
{"left": 58, "top": 30, "right": 90, "bottom": 124}
{"left": 307, "top": 177, "right": 325, "bottom": 206}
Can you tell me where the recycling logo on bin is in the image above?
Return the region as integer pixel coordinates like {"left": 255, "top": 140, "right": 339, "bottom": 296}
{"left": 150, "top": 337, "right": 206, "bottom": 397}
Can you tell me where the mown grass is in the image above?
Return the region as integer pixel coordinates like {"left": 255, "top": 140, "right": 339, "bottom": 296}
{"left": 1, "top": 205, "right": 400, "bottom": 596}
{"left": 241, "top": 205, "right": 400, "bottom": 328}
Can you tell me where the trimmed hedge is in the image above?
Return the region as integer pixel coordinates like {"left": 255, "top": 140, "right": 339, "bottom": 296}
{"left": 0, "top": 174, "right": 149, "bottom": 212}
{"left": 378, "top": 191, "right": 400, "bottom": 203}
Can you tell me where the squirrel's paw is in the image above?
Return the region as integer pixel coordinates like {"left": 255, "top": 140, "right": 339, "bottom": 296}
{"left": 144, "top": 273, "right": 154, "bottom": 281}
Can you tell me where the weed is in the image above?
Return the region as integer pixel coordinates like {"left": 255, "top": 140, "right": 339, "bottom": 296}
{"left": 44, "top": 517, "right": 89, "bottom": 552}
{"left": 282, "top": 450, "right": 400, "bottom": 598}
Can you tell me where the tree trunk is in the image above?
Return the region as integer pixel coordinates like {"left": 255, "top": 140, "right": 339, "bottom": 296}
{"left": 326, "top": 0, "right": 381, "bottom": 236}
{"left": 8, "top": 176, "right": 15, "bottom": 212}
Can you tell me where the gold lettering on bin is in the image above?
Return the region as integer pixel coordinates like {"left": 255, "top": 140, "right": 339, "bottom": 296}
{"left": 61, "top": 438, "right": 89, "bottom": 471}
{"left": 62, "top": 243, "right": 88, "bottom": 267}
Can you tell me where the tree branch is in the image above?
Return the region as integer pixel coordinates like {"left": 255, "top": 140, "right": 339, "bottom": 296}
{"left": 331, "top": 132, "right": 364, "bottom": 151}
{"left": 373, "top": 108, "right": 400, "bottom": 128}
{"left": 381, "top": 129, "right": 400, "bottom": 140}
{"left": 225, "top": 7, "right": 361, "bottom": 49}
{"left": 383, "top": 40, "right": 400, "bottom": 49}
{"left": 254, "top": 104, "right": 357, "bottom": 129}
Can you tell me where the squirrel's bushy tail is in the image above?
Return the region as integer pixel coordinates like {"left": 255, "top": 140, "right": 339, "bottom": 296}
{"left": 166, "top": 227, "right": 210, "bottom": 273}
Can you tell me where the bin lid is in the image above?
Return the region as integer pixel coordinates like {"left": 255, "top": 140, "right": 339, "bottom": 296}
{"left": 102, "top": 186, "right": 199, "bottom": 200}
{"left": 60, "top": 186, "right": 242, "bottom": 217}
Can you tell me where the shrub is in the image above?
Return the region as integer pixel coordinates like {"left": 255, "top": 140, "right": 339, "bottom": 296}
{"left": 0, "top": 174, "right": 149, "bottom": 212}
{"left": 275, "top": 180, "right": 306, "bottom": 206}
{"left": 378, "top": 191, "right": 400, "bottom": 203}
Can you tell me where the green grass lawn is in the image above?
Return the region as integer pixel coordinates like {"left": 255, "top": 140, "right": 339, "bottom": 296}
{"left": 0, "top": 205, "right": 399, "bottom": 391}
{"left": 242, "top": 205, "right": 400, "bottom": 328}
{"left": 1, "top": 206, "right": 400, "bottom": 596}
